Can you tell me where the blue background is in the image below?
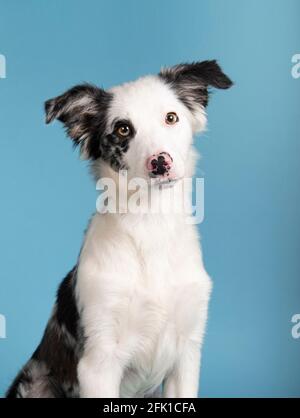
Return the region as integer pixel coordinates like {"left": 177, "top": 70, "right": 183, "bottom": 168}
{"left": 0, "top": 0, "right": 299, "bottom": 397}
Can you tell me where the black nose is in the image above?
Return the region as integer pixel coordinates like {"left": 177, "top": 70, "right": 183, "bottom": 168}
{"left": 150, "top": 155, "right": 168, "bottom": 175}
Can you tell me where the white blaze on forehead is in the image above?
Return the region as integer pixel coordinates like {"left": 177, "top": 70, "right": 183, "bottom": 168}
{"left": 107, "top": 75, "right": 206, "bottom": 132}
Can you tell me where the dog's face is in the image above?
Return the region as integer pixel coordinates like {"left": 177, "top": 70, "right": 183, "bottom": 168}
{"left": 45, "top": 61, "right": 232, "bottom": 184}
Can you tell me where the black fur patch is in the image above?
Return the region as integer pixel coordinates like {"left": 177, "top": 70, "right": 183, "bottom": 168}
{"left": 159, "top": 60, "right": 233, "bottom": 109}
{"left": 6, "top": 366, "right": 33, "bottom": 398}
{"left": 56, "top": 266, "right": 79, "bottom": 339}
{"left": 6, "top": 268, "right": 82, "bottom": 398}
{"left": 103, "top": 119, "right": 136, "bottom": 170}
{"left": 45, "top": 84, "right": 136, "bottom": 170}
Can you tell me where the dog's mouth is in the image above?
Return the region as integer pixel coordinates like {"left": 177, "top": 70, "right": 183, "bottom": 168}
{"left": 149, "top": 175, "right": 182, "bottom": 189}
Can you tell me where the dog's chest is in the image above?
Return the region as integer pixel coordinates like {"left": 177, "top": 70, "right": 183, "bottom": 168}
{"left": 78, "top": 214, "right": 205, "bottom": 396}
{"left": 120, "top": 280, "right": 199, "bottom": 397}
{"left": 118, "top": 247, "right": 203, "bottom": 397}
{"left": 115, "top": 217, "right": 202, "bottom": 396}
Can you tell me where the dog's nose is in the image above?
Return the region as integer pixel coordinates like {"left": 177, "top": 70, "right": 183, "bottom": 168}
{"left": 146, "top": 152, "right": 173, "bottom": 177}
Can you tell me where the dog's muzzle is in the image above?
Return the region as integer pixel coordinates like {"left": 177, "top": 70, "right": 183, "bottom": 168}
{"left": 146, "top": 152, "right": 180, "bottom": 187}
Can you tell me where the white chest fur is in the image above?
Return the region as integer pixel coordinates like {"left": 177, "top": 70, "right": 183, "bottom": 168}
{"left": 76, "top": 212, "right": 211, "bottom": 397}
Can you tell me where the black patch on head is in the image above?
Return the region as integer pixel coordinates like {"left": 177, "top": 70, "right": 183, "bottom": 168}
{"left": 45, "top": 85, "right": 137, "bottom": 171}
{"left": 159, "top": 60, "right": 233, "bottom": 109}
{"left": 102, "top": 118, "right": 136, "bottom": 170}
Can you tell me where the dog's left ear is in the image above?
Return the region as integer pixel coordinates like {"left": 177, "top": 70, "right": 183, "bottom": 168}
{"left": 159, "top": 60, "right": 233, "bottom": 108}
{"left": 159, "top": 60, "right": 233, "bottom": 124}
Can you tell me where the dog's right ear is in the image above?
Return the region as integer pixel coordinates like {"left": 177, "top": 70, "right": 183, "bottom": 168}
{"left": 45, "top": 84, "right": 112, "bottom": 159}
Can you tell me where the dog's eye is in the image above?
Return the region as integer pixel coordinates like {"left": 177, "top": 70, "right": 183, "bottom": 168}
{"left": 165, "top": 112, "right": 179, "bottom": 125}
{"left": 116, "top": 124, "right": 131, "bottom": 138}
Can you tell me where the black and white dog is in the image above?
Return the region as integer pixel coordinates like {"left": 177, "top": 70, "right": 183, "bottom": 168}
{"left": 7, "top": 61, "right": 232, "bottom": 398}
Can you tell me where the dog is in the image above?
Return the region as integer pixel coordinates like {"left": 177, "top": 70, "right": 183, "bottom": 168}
{"left": 6, "top": 61, "right": 232, "bottom": 398}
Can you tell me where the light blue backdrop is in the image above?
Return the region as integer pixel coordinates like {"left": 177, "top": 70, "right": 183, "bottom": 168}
{"left": 0, "top": 0, "right": 299, "bottom": 398}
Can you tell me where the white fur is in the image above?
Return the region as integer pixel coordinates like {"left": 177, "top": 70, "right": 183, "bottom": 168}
{"left": 76, "top": 75, "right": 212, "bottom": 398}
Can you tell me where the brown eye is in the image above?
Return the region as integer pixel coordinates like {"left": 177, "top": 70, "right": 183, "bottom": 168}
{"left": 165, "top": 112, "right": 179, "bottom": 125}
{"left": 116, "top": 124, "right": 131, "bottom": 138}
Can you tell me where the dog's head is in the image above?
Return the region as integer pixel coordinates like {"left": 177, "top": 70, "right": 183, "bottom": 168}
{"left": 45, "top": 61, "right": 232, "bottom": 184}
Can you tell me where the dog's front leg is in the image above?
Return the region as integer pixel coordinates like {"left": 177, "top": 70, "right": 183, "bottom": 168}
{"left": 78, "top": 352, "right": 123, "bottom": 398}
{"left": 163, "top": 277, "right": 211, "bottom": 398}
{"left": 163, "top": 340, "right": 201, "bottom": 398}
{"left": 77, "top": 308, "right": 125, "bottom": 398}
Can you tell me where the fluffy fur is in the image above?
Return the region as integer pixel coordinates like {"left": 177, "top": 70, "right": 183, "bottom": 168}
{"left": 7, "top": 61, "right": 232, "bottom": 398}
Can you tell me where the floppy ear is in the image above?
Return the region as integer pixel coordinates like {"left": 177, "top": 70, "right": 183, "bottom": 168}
{"left": 159, "top": 60, "right": 233, "bottom": 110}
{"left": 45, "top": 84, "right": 112, "bottom": 159}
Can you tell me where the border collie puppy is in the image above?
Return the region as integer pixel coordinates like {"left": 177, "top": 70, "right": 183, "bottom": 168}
{"left": 7, "top": 61, "right": 232, "bottom": 398}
